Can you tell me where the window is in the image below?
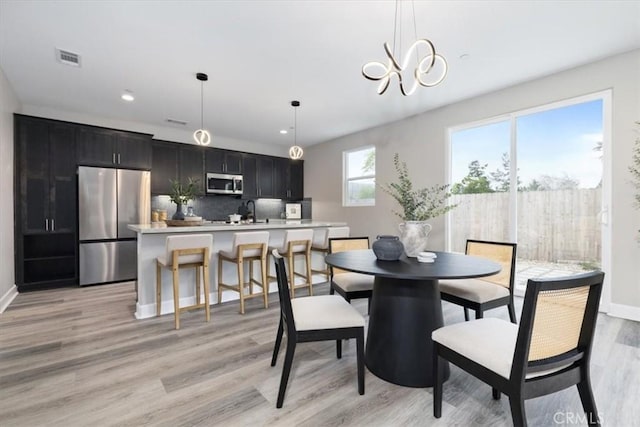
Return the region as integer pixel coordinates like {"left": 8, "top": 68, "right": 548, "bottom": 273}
{"left": 344, "top": 146, "right": 375, "bottom": 206}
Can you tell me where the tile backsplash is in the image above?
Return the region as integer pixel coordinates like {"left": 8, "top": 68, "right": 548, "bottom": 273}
{"left": 151, "top": 195, "right": 312, "bottom": 221}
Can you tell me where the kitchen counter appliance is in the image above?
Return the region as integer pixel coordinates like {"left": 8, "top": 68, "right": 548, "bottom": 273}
{"left": 206, "top": 172, "right": 243, "bottom": 195}
{"left": 78, "top": 166, "right": 150, "bottom": 286}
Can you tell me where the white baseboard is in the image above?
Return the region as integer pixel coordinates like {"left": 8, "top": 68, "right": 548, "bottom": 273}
{"left": 607, "top": 303, "right": 640, "bottom": 322}
{"left": 0, "top": 285, "right": 18, "bottom": 314}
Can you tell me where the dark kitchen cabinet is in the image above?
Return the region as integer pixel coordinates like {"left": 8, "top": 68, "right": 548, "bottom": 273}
{"left": 242, "top": 154, "right": 274, "bottom": 198}
{"left": 179, "top": 145, "right": 205, "bottom": 196}
{"left": 151, "top": 141, "right": 179, "bottom": 194}
{"left": 205, "top": 148, "right": 242, "bottom": 174}
{"left": 14, "top": 115, "right": 77, "bottom": 291}
{"left": 274, "top": 158, "right": 304, "bottom": 200}
{"left": 77, "top": 126, "right": 152, "bottom": 169}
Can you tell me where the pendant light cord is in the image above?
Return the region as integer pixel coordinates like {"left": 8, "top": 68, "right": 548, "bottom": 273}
{"left": 200, "top": 80, "right": 204, "bottom": 129}
{"left": 294, "top": 105, "right": 297, "bottom": 145}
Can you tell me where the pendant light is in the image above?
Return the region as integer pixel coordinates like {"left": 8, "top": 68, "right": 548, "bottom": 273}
{"left": 362, "top": 0, "right": 447, "bottom": 96}
{"left": 193, "top": 72, "right": 211, "bottom": 146}
{"left": 288, "top": 100, "right": 303, "bottom": 160}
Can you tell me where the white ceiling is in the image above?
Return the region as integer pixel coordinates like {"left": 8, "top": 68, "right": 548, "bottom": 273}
{"left": 1, "top": 1, "right": 639, "bottom": 148}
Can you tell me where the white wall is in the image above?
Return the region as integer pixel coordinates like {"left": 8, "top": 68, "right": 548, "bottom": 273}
{"left": 306, "top": 49, "right": 640, "bottom": 311}
{"left": 21, "top": 104, "right": 290, "bottom": 157}
{"left": 0, "top": 65, "right": 21, "bottom": 310}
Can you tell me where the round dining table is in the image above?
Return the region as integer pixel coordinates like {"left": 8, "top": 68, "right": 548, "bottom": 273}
{"left": 324, "top": 249, "right": 501, "bottom": 388}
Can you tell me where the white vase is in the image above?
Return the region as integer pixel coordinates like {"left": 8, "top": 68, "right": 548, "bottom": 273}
{"left": 398, "top": 221, "right": 432, "bottom": 257}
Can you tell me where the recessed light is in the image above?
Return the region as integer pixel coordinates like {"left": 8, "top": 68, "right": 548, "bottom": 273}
{"left": 280, "top": 129, "right": 288, "bottom": 134}
{"left": 121, "top": 92, "right": 135, "bottom": 102}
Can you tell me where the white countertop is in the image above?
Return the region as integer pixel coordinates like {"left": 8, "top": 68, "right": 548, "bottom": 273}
{"left": 128, "top": 219, "right": 347, "bottom": 234}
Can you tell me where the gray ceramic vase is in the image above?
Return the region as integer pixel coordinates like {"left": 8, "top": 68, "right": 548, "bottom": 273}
{"left": 372, "top": 235, "right": 404, "bottom": 261}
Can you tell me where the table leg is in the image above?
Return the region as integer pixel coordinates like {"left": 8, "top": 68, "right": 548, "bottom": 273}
{"left": 365, "top": 276, "right": 450, "bottom": 387}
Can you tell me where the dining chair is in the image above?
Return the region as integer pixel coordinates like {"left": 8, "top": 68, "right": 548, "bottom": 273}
{"left": 432, "top": 271, "right": 605, "bottom": 427}
{"left": 270, "top": 250, "right": 365, "bottom": 408}
{"left": 268, "top": 229, "right": 314, "bottom": 298}
{"left": 328, "top": 237, "right": 374, "bottom": 312}
{"left": 439, "top": 239, "right": 518, "bottom": 323}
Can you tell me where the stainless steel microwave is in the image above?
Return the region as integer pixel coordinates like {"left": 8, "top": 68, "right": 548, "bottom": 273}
{"left": 206, "top": 173, "right": 243, "bottom": 195}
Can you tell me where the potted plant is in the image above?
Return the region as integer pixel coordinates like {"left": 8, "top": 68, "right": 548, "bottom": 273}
{"left": 169, "top": 178, "right": 199, "bottom": 220}
{"left": 381, "top": 153, "right": 457, "bottom": 256}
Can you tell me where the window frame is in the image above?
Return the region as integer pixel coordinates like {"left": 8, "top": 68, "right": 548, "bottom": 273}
{"left": 343, "top": 145, "right": 376, "bottom": 207}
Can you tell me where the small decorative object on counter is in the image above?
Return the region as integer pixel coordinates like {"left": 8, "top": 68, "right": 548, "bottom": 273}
{"left": 372, "top": 235, "right": 404, "bottom": 261}
{"left": 186, "top": 206, "right": 196, "bottom": 217}
{"left": 151, "top": 210, "right": 159, "bottom": 222}
{"left": 158, "top": 210, "right": 167, "bottom": 221}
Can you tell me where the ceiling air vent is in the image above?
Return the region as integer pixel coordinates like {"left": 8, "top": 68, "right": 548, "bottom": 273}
{"left": 56, "top": 48, "right": 81, "bottom": 67}
{"left": 166, "top": 118, "right": 188, "bottom": 126}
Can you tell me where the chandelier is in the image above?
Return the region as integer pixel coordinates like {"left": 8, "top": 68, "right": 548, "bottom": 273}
{"left": 362, "top": 0, "right": 447, "bottom": 96}
{"left": 288, "top": 100, "right": 303, "bottom": 160}
{"left": 193, "top": 72, "right": 211, "bottom": 145}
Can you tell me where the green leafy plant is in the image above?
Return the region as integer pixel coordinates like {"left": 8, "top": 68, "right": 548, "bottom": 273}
{"left": 169, "top": 178, "right": 199, "bottom": 205}
{"left": 381, "top": 153, "right": 457, "bottom": 221}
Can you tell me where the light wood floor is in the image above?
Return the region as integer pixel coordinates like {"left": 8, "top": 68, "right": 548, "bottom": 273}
{"left": 1, "top": 282, "right": 638, "bottom": 426}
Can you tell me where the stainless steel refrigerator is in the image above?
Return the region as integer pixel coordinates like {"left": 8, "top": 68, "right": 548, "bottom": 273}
{"left": 78, "top": 166, "right": 150, "bottom": 286}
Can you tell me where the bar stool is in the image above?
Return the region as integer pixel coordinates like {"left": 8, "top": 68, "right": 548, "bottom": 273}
{"left": 217, "top": 231, "right": 270, "bottom": 314}
{"left": 156, "top": 234, "right": 212, "bottom": 330}
{"left": 311, "top": 226, "right": 350, "bottom": 280}
{"left": 268, "top": 229, "right": 314, "bottom": 298}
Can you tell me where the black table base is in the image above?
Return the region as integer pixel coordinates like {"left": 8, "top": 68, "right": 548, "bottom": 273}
{"left": 366, "top": 276, "right": 450, "bottom": 387}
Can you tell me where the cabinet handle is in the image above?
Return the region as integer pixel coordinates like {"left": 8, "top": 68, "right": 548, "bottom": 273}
{"left": 118, "top": 153, "right": 121, "bottom": 164}
{"left": 113, "top": 153, "right": 116, "bottom": 164}
{"left": 51, "top": 219, "right": 55, "bottom": 231}
{"left": 45, "top": 219, "right": 49, "bottom": 231}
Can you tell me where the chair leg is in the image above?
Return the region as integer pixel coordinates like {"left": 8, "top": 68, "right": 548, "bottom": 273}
{"left": 203, "top": 264, "right": 211, "bottom": 323}
{"left": 305, "top": 251, "right": 313, "bottom": 296}
{"left": 287, "top": 253, "right": 295, "bottom": 299}
{"left": 433, "top": 349, "right": 443, "bottom": 418}
{"left": 508, "top": 395, "right": 527, "bottom": 427}
{"left": 492, "top": 387, "right": 501, "bottom": 400}
{"left": 329, "top": 282, "right": 335, "bottom": 295}
{"left": 508, "top": 303, "right": 517, "bottom": 324}
{"left": 476, "top": 309, "right": 483, "bottom": 319}
{"left": 195, "top": 264, "right": 201, "bottom": 305}
{"left": 464, "top": 307, "right": 470, "bottom": 321}
{"left": 217, "top": 257, "right": 223, "bottom": 305}
{"left": 172, "top": 266, "right": 180, "bottom": 330}
{"left": 276, "top": 339, "right": 297, "bottom": 408}
{"left": 248, "top": 259, "right": 254, "bottom": 295}
{"left": 356, "top": 331, "right": 365, "bottom": 395}
{"left": 238, "top": 259, "right": 245, "bottom": 315}
{"left": 336, "top": 339, "right": 342, "bottom": 359}
{"left": 271, "top": 316, "right": 284, "bottom": 366}
{"left": 367, "top": 297, "right": 371, "bottom": 315}
{"left": 156, "top": 262, "right": 162, "bottom": 316}
{"left": 261, "top": 257, "right": 269, "bottom": 309}
{"left": 577, "top": 376, "right": 600, "bottom": 425}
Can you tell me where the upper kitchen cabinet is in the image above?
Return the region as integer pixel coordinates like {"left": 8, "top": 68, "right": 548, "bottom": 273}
{"left": 242, "top": 154, "right": 275, "bottom": 198}
{"left": 205, "top": 148, "right": 243, "bottom": 175}
{"left": 274, "top": 158, "right": 304, "bottom": 200}
{"left": 76, "top": 126, "right": 152, "bottom": 170}
{"left": 15, "top": 115, "right": 77, "bottom": 234}
{"left": 179, "top": 144, "right": 205, "bottom": 196}
{"left": 151, "top": 141, "right": 178, "bottom": 194}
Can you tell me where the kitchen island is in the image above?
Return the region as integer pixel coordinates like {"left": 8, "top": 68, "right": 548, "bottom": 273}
{"left": 128, "top": 220, "right": 347, "bottom": 319}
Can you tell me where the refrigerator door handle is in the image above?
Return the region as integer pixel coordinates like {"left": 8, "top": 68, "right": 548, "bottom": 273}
{"left": 51, "top": 218, "right": 55, "bottom": 231}
{"left": 45, "top": 218, "right": 49, "bottom": 231}
{"left": 118, "top": 153, "right": 121, "bottom": 164}
{"left": 112, "top": 153, "right": 116, "bottom": 164}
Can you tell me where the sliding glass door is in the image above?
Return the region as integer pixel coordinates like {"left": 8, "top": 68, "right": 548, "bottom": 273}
{"left": 448, "top": 93, "right": 609, "bottom": 293}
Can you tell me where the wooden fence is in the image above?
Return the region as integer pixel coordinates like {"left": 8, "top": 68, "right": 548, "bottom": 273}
{"left": 450, "top": 189, "right": 601, "bottom": 263}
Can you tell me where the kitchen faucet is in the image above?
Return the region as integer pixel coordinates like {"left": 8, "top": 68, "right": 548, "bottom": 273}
{"left": 246, "top": 199, "right": 256, "bottom": 223}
